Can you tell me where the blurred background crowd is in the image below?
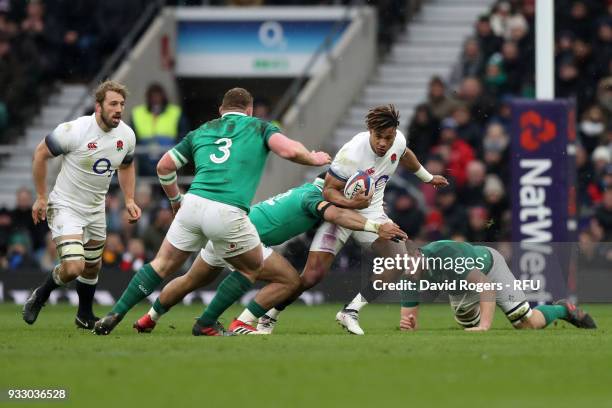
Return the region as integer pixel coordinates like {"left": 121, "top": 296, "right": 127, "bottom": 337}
{"left": 0, "top": 0, "right": 611, "bottom": 273}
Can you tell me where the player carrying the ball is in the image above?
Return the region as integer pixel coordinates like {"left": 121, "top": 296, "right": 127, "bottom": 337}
{"left": 257, "top": 104, "right": 449, "bottom": 335}
{"left": 131, "top": 172, "right": 407, "bottom": 335}
{"left": 399, "top": 240, "right": 597, "bottom": 331}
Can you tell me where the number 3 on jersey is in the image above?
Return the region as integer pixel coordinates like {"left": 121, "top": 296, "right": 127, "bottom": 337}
{"left": 210, "top": 138, "right": 232, "bottom": 164}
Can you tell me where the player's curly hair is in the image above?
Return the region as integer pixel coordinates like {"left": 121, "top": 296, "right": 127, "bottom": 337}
{"left": 94, "top": 80, "right": 128, "bottom": 104}
{"left": 221, "top": 87, "right": 254, "bottom": 111}
{"left": 366, "top": 104, "right": 400, "bottom": 133}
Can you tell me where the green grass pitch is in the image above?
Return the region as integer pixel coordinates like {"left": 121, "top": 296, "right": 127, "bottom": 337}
{"left": 1, "top": 303, "right": 611, "bottom": 407}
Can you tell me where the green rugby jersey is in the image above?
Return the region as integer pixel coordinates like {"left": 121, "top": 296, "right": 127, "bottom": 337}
{"left": 171, "top": 113, "right": 280, "bottom": 212}
{"left": 401, "top": 240, "right": 494, "bottom": 306}
{"left": 420, "top": 240, "right": 493, "bottom": 281}
{"left": 249, "top": 180, "right": 325, "bottom": 246}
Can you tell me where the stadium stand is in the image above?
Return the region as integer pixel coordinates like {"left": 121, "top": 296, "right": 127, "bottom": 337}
{"left": 0, "top": 0, "right": 610, "bottom": 279}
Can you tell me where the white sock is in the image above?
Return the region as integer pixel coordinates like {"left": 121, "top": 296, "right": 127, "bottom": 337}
{"left": 346, "top": 293, "right": 368, "bottom": 312}
{"left": 237, "top": 308, "right": 257, "bottom": 325}
{"left": 266, "top": 308, "right": 281, "bottom": 320}
{"left": 147, "top": 307, "right": 160, "bottom": 322}
{"left": 76, "top": 275, "right": 98, "bottom": 285}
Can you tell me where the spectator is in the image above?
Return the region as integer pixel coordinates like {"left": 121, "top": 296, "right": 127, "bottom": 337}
{"left": 431, "top": 118, "right": 475, "bottom": 188}
{"left": 425, "top": 76, "right": 458, "bottom": 121}
{"left": 456, "top": 77, "right": 497, "bottom": 125}
{"left": 482, "top": 123, "right": 510, "bottom": 183}
{"left": 500, "top": 41, "right": 524, "bottom": 95}
{"left": 484, "top": 53, "right": 508, "bottom": 99}
{"left": 452, "top": 104, "right": 481, "bottom": 148}
{"left": 407, "top": 104, "right": 439, "bottom": 160}
{"left": 120, "top": 238, "right": 146, "bottom": 273}
{"left": 142, "top": 203, "right": 173, "bottom": 259}
{"left": 390, "top": 193, "right": 425, "bottom": 238}
{"left": 576, "top": 144, "right": 598, "bottom": 212}
{"left": 436, "top": 185, "right": 468, "bottom": 239}
{"left": 134, "top": 184, "right": 155, "bottom": 236}
{"left": 131, "top": 83, "right": 189, "bottom": 175}
{"left": 452, "top": 37, "right": 483, "bottom": 84}
{"left": 102, "top": 232, "right": 124, "bottom": 268}
{"left": 592, "top": 145, "right": 611, "bottom": 179}
{"left": 19, "top": 0, "right": 59, "bottom": 82}
{"left": 596, "top": 76, "right": 612, "bottom": 126}
{"left": 52, "top": 0, "right": 100, "bottom": 80}
{"left": 459, "top": 160, "right": 486, "bottom": 207}
{"left": 11, "top": 187, "right": 46, "bottom": 250}
{"left": 483, "top": 174, "right": 509, "bottom": 240}
{"left": 465, "top": 206, "right": 493, "bottom": 242}
{"left": 475, "top": 15, "right": 503, "bottom": 61}
{"left": 594, "top": 187, "right": 612, "bottom": 241}
{"left": 420, "top": 154, "right": 447, "bottom": 208}
{"left": 579, "top": 105, "right": 607, "bottom": 154}
{"left": 6, "top": 231, "right": 37, "bottom": 271}
{"left": 566, "top": 1, "right": 593, "bottom": 42}
{"left": 0, "top": 32, "right": 27, "bottom": 127}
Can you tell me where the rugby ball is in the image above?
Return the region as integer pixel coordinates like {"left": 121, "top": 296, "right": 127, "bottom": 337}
{"left": 344, "top": 171, "right": 372, "bottom": 200}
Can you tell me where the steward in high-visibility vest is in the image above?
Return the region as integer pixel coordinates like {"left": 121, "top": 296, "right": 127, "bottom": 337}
{"left": 130, "top": 83, "right": 189, "bottom": 175}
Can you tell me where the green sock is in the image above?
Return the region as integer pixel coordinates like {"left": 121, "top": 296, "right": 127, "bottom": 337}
{"left": 112, "top": 263, "right": 163, "bottom": 316}
{"left": 535, "top": 305, "right": 568, "bottom": 326}
{"left": 153, "top": 298, "right": 168, "bottom": 315}
{"left": 246, "top": 299, "right": 268, "bottom": 318}
{"left": 198, "top": 271, "right": 252, "bottom": 326}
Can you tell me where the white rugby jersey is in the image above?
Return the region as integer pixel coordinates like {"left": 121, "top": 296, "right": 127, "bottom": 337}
{"left": 46, "top": 114, "right": 136, "bottom": 212}
{"left": 328, "top": 130, "right": 406, "bottom": 214}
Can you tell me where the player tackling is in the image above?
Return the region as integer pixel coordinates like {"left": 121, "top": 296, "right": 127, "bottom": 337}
{"left": 130, "top": 173, "right": 407, "bottom": 334}
{"left": 24, "top": 80, "right": 141, "bottom": 329}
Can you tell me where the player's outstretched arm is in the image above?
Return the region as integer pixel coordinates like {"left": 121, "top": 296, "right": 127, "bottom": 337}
{"left": 268, "top": 133, "right": 331, "bottom": 166}
{"left": 157, "top": 151, "right": 183, "bottom": 215}
{"left": 31, "top": 140, "right": 55, "bottom": 224}
{"left": 117, "top": 161, "right": 141, "bottom": 224}
{"left": 320, "top": 203, "right": 407, "bottom": 241}
{"left": 400, "top": 305, "right": 420, "bottom": 331}
{"left": 399, "top": 148, "right": 449, "bottom": 188}
{"left": 464, "top": 270, "right": 496, "bottom": 332}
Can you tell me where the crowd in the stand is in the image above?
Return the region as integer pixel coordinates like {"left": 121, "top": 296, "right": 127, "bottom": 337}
{"left": 0, "top": 0, "right": 147, "bottom": 142}
{"left": 1, "top": 0, "right": 611, "bottom": 272}
{"left": 392, "top": 0, "right": 612, "bottom": 266}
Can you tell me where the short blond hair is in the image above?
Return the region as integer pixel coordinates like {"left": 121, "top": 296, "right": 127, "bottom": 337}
{"left": 94, "top": 80, "right": 128, "bottom": 104}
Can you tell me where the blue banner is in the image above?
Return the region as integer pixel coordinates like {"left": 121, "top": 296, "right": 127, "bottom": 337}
{"left": 510, "top": 99, "right": 577, "bottom": 303}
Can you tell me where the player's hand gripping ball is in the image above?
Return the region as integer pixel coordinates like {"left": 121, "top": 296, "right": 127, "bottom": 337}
{"left": 344, "top": 171, "right": 372, "bottom": 200}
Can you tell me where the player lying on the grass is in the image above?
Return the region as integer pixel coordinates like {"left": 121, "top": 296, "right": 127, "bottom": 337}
{"left": 24, "top": 81, "right": 141, "bottom": 330}
{"left": 255, "top": 105, "right": 448, "bottom": 335}
{"left": 132, "top": 173, "right": 407, "bottom": 334}
{"left": 94, "top": 87, "right": 331, "bottom": 336}
{"left": 398, "top": 240, "right": 597, "bottom": 331}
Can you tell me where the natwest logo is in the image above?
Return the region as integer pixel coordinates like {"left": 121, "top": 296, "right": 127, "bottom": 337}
{"left": 87, "top": 142, "right": 97, "bottom": 150}
{"left": 520, "top": 111, "right": 557, "bottom": 151}
{"left": 365, "top": 167, "right": 375, "bottom": 176}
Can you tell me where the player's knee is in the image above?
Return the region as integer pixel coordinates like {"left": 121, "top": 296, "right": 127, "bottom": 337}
{"left": 300, "top": 272, "right": 323, "bottom": 290}
{"left": 62, "top": 260, "right": 85, "bottom": 278}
